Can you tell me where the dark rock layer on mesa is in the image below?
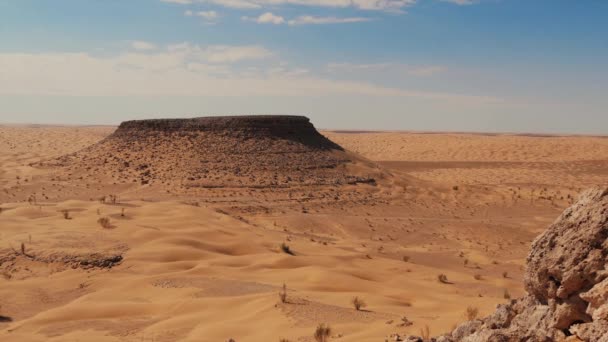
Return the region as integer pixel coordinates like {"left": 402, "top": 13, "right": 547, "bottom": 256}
{"left": 45, "top": 115, "right": 380, "bottom": 189}
{"left": 404, "top": 187, "right": 608, "bottom": 342}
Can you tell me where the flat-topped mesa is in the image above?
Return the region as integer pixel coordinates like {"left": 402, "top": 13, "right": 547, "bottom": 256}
{"left": 112, "top": 115, "right": 343, "bottom": 151}
{"left": 50, "top": 115, "right": 381, "bottom": 190}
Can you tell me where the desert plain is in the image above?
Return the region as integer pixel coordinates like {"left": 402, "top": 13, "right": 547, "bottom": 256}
{"left": 1, "top": 119, "right": 607, "bottom": 342}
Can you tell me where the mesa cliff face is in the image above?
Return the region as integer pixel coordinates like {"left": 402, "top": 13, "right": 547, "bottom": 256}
{"left": 48, "top": 116, "right": 380, "bottom": 191}
{"left": 405, "top": 188, "right": 608, "bottom": 342}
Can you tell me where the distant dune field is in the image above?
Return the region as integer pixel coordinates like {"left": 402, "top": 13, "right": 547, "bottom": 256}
{"left": 1, "top": 124, "right": 606, "bottom": 341}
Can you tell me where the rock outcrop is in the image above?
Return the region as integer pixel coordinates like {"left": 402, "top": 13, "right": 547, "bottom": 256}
{"left": 405, "top": 188, "right": 608, "bottom": 342}
{"left": 46, "top": 116, "right": 381, "bottom": 189}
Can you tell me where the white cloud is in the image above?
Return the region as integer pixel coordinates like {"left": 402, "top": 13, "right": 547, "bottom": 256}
{"left": 163, "top": 0, "right": 416, "bottom": 12}
{"left": 242, "top": 12, "right": 285, "bottom": 24}
{"left": 441, "top": 0, "right": 475, "bottom": 5}
{"left": 288, "top": 16, "right": 371, "bottom": 25}
{"left": 131, "top": 41, "right": 157, "bottom": 51}
{"left": 185, "top": 10, "right": 220, "bottom": 23}
{"left": 0, "top": 46, "right": 495, "bottom": 104}
{"left": 243, "top": 13, "right": 371, "bottom": 25}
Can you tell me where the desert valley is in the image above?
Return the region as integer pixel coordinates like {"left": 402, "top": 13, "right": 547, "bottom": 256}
{"left": 0, "top": 116, "right": 606, "bottom": 342}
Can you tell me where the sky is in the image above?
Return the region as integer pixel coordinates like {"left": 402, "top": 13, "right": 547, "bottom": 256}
{"left": 0, "top": 0, "right": 607, "bottom": 133}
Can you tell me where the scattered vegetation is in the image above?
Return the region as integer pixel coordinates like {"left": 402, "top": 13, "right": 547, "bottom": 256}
{"left": 438, "top": 274, "right": 451, "bottom": 284}
{"left": 420, "top": 325, "right": 430, "bottom": 340}
{"left": 465, "top": 306, "right": 479, "bottom": 320}
{"left": 97, "top": 217, "right": 112, "bottom": 229}
{"left": 351, "top": 296, "right": 367, "bottom": 311}
{"left": 279, "top": 283, "right": 287, "bottom": 303}
{"left": 314, "top": 324, "right": 331, "bottom": 342}
{"left": 280, "top": 243, "right": 294, "bottom": 255}
{"left": 398, "top": 316, "right": 413, "bottom": 327}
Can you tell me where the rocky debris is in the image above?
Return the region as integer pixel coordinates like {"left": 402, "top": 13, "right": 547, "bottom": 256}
{"left": 403, "top": 188, "right": 608, "bottom": 342}
{"left": 44, "top": 116, "right": 380, "bottom": 190}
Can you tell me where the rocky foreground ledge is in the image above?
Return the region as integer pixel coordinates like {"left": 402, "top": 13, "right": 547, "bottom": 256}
{"left": 405, "top": 188, "right": 608, "bottom": 342}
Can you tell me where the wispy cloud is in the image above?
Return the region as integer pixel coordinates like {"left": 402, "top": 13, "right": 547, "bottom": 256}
{"left": 327, "top": 62, "right": 446, "bottom": 76}
{"left": 185, "top": 10, "right": 220, "bottom": 23}
{"left": 131, "top": 41, "right": 158, "bottom": 51}
{"left": 288, "top": 16, "right": 371, "bottom": 25}
{"left": 242, "top": 13, "right": 371, "bottom": 25}
{"left": 0, "top": 44, "right": 495, "bottom": 104}
{"left": 441, "top": 0, "right": 476, "bottom": 5}
{"left": 242, "top": 12, "right": 286, "bottom": 24}
{"left": 162, "top": 0, "right": 416, "bottom": 12}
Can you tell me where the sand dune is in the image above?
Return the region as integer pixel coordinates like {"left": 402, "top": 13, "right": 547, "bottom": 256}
{"left": 1, "top": 122, "right": 606, "bottom": 341}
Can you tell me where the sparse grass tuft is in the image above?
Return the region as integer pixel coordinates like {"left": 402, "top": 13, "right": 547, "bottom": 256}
{"left": 97, "top": 217, "right": 112, "bottom": 229}
{"left": 420, "top": 325, "right": 430, "bottom": 340}
{"left": 279, "top": 283, "right": 287, "bottom": 303}
{"left": 280, "top": 243, "right": 294, "bottom": 255}
{"left": 314, "top": 324, "right": 331, "bottom": 342}
{"left": 351, "top": 296, "right": 367, "bottom": 311}
{"left": 465, "top": 306, "right": 479, "bottom": 320}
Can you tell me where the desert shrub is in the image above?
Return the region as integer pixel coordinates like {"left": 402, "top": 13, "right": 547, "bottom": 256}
{"left": 502, "top": 271, "right": 509, "bottom": 278}
{"left": 279, "top": 283, "right": 287, "bottom": 303}
{"left": 62, "top": 210, "right": 71, "bottom": 220}
{"left": 453, "top": 185, "right": 459, "bottom": 191}
{"left": 438, "top": 274, "right": 450, "bottom": 284}
{"left": 314, "top": 324, "right": 331, "bottom": 342}
{"left": 97, "top": 217, "right": 112, "bottom": 229}
{"left": 280, "top": 243, "right": 294, "bottom": 255}
{"left": 279, "top": 339, "right": 291, "bottom": 342}
{"left": 402, "top": 255, "right": 410, "bottom": 262}
{"left": 420, "top": 325, "right": 430, "bottom": 340}
{"left": 20, "top": 242, "right": 26, "bottom": 255}
{"left": 351, "top": 296, "right": 367, "bottom": 311}
{"left": 473, "top": 274, "right": 483, "bottom": 280}
{"left": 503, "top": 289, "right": 511, "bottom": 300}
{"left": 465, "top": 306, "right": 479, "bottom": 320}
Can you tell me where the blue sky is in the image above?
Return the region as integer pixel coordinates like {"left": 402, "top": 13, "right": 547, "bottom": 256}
{"left": 0, "top": 0, "right": 607, "bottom": 133}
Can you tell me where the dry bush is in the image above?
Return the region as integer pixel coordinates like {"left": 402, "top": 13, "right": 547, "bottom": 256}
{"left": 452, "top": 185, "right": 459, "bottom": 191}
{"left": 62, "top": 210, "right": 71, "bottom": 220}
{"left": 503, "top": 289, "right": 511, "bottom": 300}
{"left": 502, "top": 271, "right": 509, "bottom": 278}
{"left": 438, "top": 274, "right": 450, "bottom": 284}
{"left": 351, "top": 296, "right": 367, "bottom": 311}
{"left": 279, "top": 283, "right": 287, "bottom": 303}
{"left": 97, "top": 217, "right": 112, "bottom": 229}
{"left": 402, "top": 255, "right": 410, "bottom": 262}
{"left": 314, "top": 324, "right": 331, "bottom": 342}
{"left": 20, "top": 242, "right": 26, "bottom": 255}
{"left": 420, "top": 325, "right": 430, "bottom": 340}
{"left": 280, "top": 243, "right": 294, "bottom": 255}
{"left": 473, "top": 274, "right": 483, "bottom": 280}
{"left": 465, "top": 306, "right": 479, "bottom": 320}
{"left": 279, "top": 339, "right": 291, "bottom": 342}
